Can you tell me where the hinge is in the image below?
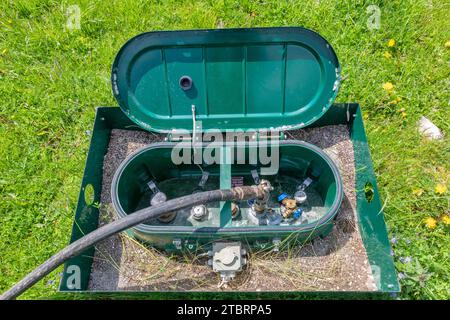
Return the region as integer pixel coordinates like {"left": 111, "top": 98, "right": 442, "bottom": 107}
{"left": 166, "top": 104, "right": 285, "bottom": 142}
{"left": 257, "top": 131, "right": 285, "bottom": 141}
{"left": 167, "top": 130, "right": 284, "bottom": 142}
{"left": 167, "top": 130, "right": 192, "bottom": 142}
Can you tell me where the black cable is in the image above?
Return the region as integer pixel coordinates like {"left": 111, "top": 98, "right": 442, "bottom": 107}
{"left": 0, "top": 185, "right": 265, "bottom": 300}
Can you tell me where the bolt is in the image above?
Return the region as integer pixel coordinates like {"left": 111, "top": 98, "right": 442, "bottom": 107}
{"left": 272, "top": 238, "right": 281, "bottom": 252}
{"left": 191, "top": 205, "right": 208, "bottom": 221}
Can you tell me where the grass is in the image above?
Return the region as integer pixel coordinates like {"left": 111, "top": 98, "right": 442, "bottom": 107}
{"left": 0, "top": 0, "right": 449, "bottom": 300}
{"left": 86, "top": 209, "right": 353, "bottom": 293}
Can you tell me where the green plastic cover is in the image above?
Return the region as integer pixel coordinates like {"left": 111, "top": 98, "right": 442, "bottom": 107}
{"left": 112, "top": 27, "right": 340, "bottom": 133}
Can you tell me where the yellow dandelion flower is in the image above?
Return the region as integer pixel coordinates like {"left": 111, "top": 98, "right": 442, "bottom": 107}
{"left": 435, "top": 183, "right": 447, "bottom": 195}
{"left": 383, "top": 82, "right": 394, "bottom": 91}
{"left": 396, "top": 97, "right": 402, "bottom": 102}
{"left": 388, "top": 39, "right": 396, "bottom": 47}
{"left": 442, "top": 215, "right": 450, "bottom": 225}
{"left": 1, "top": 48, "right": 7, "bottom": 55}
{"left": 383, "top": 51, "right": 392, "bottom": 59}
{"left": 412, "top": 188, "right": 424, "bottom": 196}
{"left": 445, "top": 41, "right": 450, "bottom": 48}
{"left": 424, "top": 217, "right": 437, "bottom": 229}
{"left": 363, "top": 113, "right": 369, "bottom": 120}
{"left": 401, "top": 111, "right": 407, "bottom": 117}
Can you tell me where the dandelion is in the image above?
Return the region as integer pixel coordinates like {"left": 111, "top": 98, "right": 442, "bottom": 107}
{"left": 442, "top": 215, "right": 450, "bottom": 225}
{"left": 1, "top": 48, "right": 7, "bottom": 55}
{"left": 387, "top": 39, "right": 396, "bottom": 47}
{"left": 412, "top": 188, "right": 424, "bottom": 196}
{"left": 397, "top": 108, "right": 406, "bottom": 117}
{"left": 383, "top": 51, "right": 392, "bottom": 59}
{"left": 383, "top": 82, "right": 394, "bottom": 91}
{"left": 435, "top": 183, "right": 447, "bottom": 195}
{"left": 424, "top": 217, "right": 437, "bottom": 229}
{"left": 446, "top": 40, "right": 450, "bottom": 48}
{"left": 396, "top": 97, "right": 402, "bottom": 102}
{"left": 388, "top": 99, "right": 398, "bottom": 105}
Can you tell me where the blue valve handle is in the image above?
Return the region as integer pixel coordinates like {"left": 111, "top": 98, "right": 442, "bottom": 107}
{"left": 277, "top": 193, "right": 289, "bottom": 202}
{"left": 293, "top": 208, "right": 303, "bottom": 219}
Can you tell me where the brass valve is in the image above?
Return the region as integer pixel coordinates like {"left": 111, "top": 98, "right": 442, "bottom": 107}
{"left": 252, "top": 179, "right": 273, "bottom": 214}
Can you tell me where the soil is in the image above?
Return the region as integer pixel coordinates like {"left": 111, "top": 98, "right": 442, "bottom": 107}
{"left": 88, "top": 126, "right": 376, "bottom": 291}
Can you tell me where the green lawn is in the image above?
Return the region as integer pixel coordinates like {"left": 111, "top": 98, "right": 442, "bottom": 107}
{"left": 0, "top": 0, "right": 449, "bottom": 300}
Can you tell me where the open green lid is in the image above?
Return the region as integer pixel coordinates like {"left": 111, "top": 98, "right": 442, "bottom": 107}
{"left": 112, "top": 27, "right": 340, "bottom": 133}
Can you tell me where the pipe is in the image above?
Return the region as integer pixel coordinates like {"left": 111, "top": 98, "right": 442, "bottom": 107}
{"left": 0, "top": 185, "right": 267, "bottom": 300}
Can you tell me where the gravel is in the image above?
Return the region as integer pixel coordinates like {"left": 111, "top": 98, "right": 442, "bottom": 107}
{"left": 88, "top": 126, "right": 376, "bottom": 292}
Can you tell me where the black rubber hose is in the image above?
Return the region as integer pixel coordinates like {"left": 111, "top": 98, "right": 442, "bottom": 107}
{"left": 0, "top": 185, "right": 265, "bottom": 300}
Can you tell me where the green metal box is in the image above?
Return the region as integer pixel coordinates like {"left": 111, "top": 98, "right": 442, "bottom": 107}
{"left": 59, "top": 28, "right": 399, "bottom": 295}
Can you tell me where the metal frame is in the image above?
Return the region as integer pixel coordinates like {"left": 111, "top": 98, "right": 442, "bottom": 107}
{"left": 59, "top": 104, "right": 399, "bottom": 295}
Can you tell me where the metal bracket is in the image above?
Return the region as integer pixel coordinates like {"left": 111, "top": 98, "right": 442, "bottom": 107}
{"left": 147, "top": 180, "right": 160, "bottom": 194}
{"left": 297, "top": 177, "right": 313, "bottom": 191}
{"left": 250, "top": 169, "right": 260, "bottom": 184}
{"left": 173, "top": 239, "right": 182, "bottom": 250}
{"left": 198, "top": 171, "right": 210, "bottom": 189}
{"left": 192, "top": 104, "right": 198, "bottom": 147}
{"left": 346, "top": 104, "right": 350, "bottom": 123}
{"left": 257, "top": 131, "right": 284, "bottom": 141}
